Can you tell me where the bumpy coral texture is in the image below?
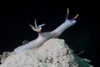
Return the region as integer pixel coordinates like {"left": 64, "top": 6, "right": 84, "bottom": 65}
{"left": 0, "top": 39, "right": 93, "bottom": 67}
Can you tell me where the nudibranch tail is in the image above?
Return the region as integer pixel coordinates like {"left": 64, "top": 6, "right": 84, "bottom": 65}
{"left": 29, "top": 19, "right": 45, "bottom": 33}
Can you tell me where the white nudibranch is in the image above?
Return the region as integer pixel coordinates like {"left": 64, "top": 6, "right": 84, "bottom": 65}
{"left": 14, "top": 8, "right": 79, "bottom": 54}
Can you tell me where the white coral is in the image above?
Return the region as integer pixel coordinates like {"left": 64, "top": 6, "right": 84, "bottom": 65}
{"left": 0, "top": 39, "right": 93, "bottom": 67}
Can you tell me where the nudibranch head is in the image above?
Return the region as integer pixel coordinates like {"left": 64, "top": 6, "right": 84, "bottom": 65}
{"left": 71, "top": 20, "right": 77, "bottom": 25}
{"left": 66, "top": 8, "right": 79, "bottom": 25}
{"left": 29, "top": 19, "right": 45, "bottom": 33}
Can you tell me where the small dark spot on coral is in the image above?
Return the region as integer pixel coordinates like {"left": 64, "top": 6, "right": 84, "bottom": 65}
{"left": 50, "top": 58, "right": 53, "bottom": 63}
{"left": 69, "top": 64, "right": 71, "bottom": 66}
{"left": 57, "top": 61, "right": 60, "bottom": 63}
{"left": 40, "top": 60, "right": 42, "bottom": 62}
{"left": 67, "top": 50, "right": 69, "bottom": 54}
{"left": 68, "top": 62, "right": 71, "bottom": 64}
{"left": 33, "top": 53, "right": 35, "bottom": 54}
{"left": 74, "top": 63, "right": 77, "bottom": 66}
{"left": 66, "top": 55, "right": 68, "bottom": 58}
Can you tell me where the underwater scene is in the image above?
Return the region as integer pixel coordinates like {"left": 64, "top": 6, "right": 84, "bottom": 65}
{"left": 0, "top": 0, "right": 100, "bottom": 67}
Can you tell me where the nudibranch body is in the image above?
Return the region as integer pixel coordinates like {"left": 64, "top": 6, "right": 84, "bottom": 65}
{"left": 14, "top": 8, "right": 79, "bottom": 54}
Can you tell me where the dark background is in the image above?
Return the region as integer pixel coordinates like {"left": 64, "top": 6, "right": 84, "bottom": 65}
{"left": 0, "top": 0, "right": 100, "bottom": 67}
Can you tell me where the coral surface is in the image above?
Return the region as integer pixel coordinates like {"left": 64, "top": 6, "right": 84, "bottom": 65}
{"left": 0, "top": 39, "right": 93, "bottom": 67}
